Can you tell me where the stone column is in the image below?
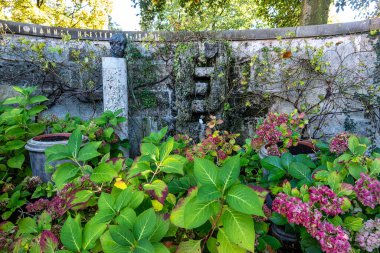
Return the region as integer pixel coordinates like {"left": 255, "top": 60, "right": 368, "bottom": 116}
{"left": 102, "top": 57, "right": 128, "bottom": 155}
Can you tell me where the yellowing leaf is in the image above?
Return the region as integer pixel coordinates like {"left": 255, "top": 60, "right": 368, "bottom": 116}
{"left": 114, "top": 181, "right": 127, "bottom": 190}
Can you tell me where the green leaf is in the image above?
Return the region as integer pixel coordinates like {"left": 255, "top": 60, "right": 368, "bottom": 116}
{"left": 115, "top": 207, "right": 137, "bottom": 229}
{"left": 218, "top": 155, "right": 240, "bottom": 193}
{"left": 344, "top": 217, "right": 363, "bottom": 232}
{"left": 262, "top": 235, "right": 281, "bottom": 250}
{"left": 98, "top": 193, "right": 116, "bottom": 214}
{"left": 71, "top": 190, "right": 94, "bottom": 206}
{"left": 159, "top": 137, "right": 174, "bottom": 161}
{"left": 281, "top": 153, "right": 294, "bottom": 169}
{"left": 143, "top": 180, "right": 168, "bottom": 204}
{"left": 176, "top": 240, "right": 201, "bottom": 253}
{"left": 5, "top": 125, "right": 26, "bottom": 139}
{"left": 288, "top": 162, "right": 311, "bottom": 181}
{"left": 194, "top": 158, "right": 218, "bottom": 187}
{"left": 104, "top": 127, "right": 114, "bottom": 139}
{"left": 18, "top": 217, "right": 37, "bottom": 234}
{"left": 327, "top": 171, "right": 342, "bottom": 192}
{"left": 370, "top": 159, "right": 380, "bottom": 176}
{"left": 100, "top": 231, "right": 131, "bottom": 253}
{"left": 40, "top": 230, "right": 58, "bottom": 253}
{"left": 109, "top": 225, "right": 135, "bottom": 247}
{"left": 184, "top": 197, "right": 218, "bottom": 229}
{"left": 134, "top": 238, "right": 155, "bottom": 253}
{"left": 149, "top": 215, "right": 170, "bottom": 242}
{"left": 29, "top": 95, "right": 48, "bottom": 104}
{"left": 270, "top": 212, "right": 288, "bottom": 225}
{"left": 197, "top": 185, "right": 222, "bottom": 202}
{"left": 216, "top": 229, "right": 245, "bottom": 253}
{"left": 348, "top": 163, "right": 367, "bottom": 179}
{"left": 28, "top": 105, "right": 47, "bottom": 116}
{"left": 60, "top": 216, "right": 82, "bottom": 252}
{"left": 348, "top": 136, "right": 367, "bottom": 156}
{"left": 67, "top": 128, "right": 82, "bottom": 158}
{"left": 4, "top": 140, "right": 25, "bottom": 151}
{"left": 261, "top": 156, "right": 283, "bottom": 170}
{"left": 159, "top": 155, "right": 187, "bottom": 175}
{"left": 52, "top": 163, "right": 80, "bottom": 190}
{"left": 133, "top": 208, "right": 157, "bottom": 241}
{"left": 77, "top": 142, "right": 102, "bottom": 162}
{"left": 170, "top": 188, "right": 197, "bottom": 228}
{"left": 90, "top": 209, "right": 115, "bottom": 224}
{"left": 226, "top": 184, "right": 264, "bottom": 216}
{"left": 91, "top": 163, "right": 118, "bottom": 183}
{"left": 221, "top": 208, "right": 255, "bottom": 251}
{"left": 7, "top": 154, "right": 25, "bottom": 169}
{"left": 82, "top": 221, "right": 107, "bottom": 250}
{"left": 114, "top": 188, "right": 144, "bottom": 211}
{"left": 152, "top": 243, "right": 170, "bottom": 253}
{"left": 140, "top": 143, "right": 159, "bottom": 160}
{"left": 45, "top": 144, "right": 70, "bottom": 163}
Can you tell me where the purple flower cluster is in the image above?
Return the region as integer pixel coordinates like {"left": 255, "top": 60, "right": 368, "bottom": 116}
{"left": 26, "top": 183, "right": 77, "bottom": 219}
{"left": 329, "top": 132, "right": 350, "bottom": 154}
{"left": 355, "top": 218, "right": 380, "bottom": 252}
{"left": 309, "top": 186, "right": 344, "bottom": 216}
{"left": 273, "top": 192, "right": 351, "bottom": 253}
{"left": 353, "top": 173, "right": 380, "bottom": 209}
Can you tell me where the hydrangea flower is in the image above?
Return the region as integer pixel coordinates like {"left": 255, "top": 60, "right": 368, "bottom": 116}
{"left": 273, "top": 192, "right": 351, "bottom": 253}
{"left": 353, "top": 173, "right": 380, "bottom": 209}
{"left": 309, "top": 186, "right": 344, "bottom": 216}
{"left": 355, "top": 218, "right": 380, "bottom": 252}
{"left": 329, "top": 132, "right": 350, "bottom": 154}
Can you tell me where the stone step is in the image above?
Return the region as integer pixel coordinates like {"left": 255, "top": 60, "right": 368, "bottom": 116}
{"left": 195, "top": 82, "right": 208, "bottom": 96}
{"left": 195, "top": 67, "right": 214, "bottom": 78}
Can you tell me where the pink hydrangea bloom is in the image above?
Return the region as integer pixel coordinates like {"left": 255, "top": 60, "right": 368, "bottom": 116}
{"left": 353, "top": 173, "right": 380, "bottom": 209}
{"left": 309, "top": 186, "right": 344, "bottom": 216}
{"left": 355, "top": 218, "right": 380, "bottom": 252}
{"left": 329, "top": 132, "right": 350, "bottom": 154}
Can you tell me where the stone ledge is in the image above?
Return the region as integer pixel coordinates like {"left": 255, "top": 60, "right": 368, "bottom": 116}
{"left": 0, "top": 18, "right": 378, "bottom": 42}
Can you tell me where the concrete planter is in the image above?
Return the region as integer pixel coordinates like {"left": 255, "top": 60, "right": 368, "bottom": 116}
{"left": 25, "top": 133, "right": 82, "bottom": 182}
{"left": 259, "top": 140, "right": 318, "bottom": 160}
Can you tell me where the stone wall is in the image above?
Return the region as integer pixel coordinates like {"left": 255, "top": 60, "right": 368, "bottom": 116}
{"left": 1, "top": 19, "right": 380, "bottom": 156}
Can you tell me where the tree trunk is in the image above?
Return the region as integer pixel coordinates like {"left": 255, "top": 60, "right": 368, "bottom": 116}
{"left": 299, "top": 0, "right": 332, "bottom": 25}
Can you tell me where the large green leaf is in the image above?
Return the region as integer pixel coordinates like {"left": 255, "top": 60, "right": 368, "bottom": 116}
{"left": 370, "top": 159, "right": 380, "bottom": 176}
{"left": 7, "top": 154, "right": 25, "bottom": 169}
{"left": 4, "top": 140, "right": 25, "bottom": 151}
{"left": 71, "top": 190, "right": 94, "bottom": 206}
{"left": 152, "top": 243, "right": 170, "bottom": 253}
{"left": 149, "top": 215, "right": 170, "bottom": 242}
{"left": 348, "top": 163, "right": 367, "bottom": 179}
{"left": 197, "top": 185, "right": 222, "bottom": 202}
{"left": 133, "top": 208, "right": 157, "bottom": 241}
{"left": 18, "top": 217, "right": 37, "bottom": 234}
{"left": 170, "top": 188, "right": 198, "bottom": 228}
{"left": 115, "top": 207, "right": 137, "bottom": 229}
{"left": 82, "top": 221, "right": 107, "bottom": 250}
{"left": 159, "top": 137, "right": 174, "bottom": 161}
{"left": 218, "top": 155, "right": 240, "bottom": 193}
{"left": 216, "top": 229, "right": 245, "bottom": 253}
{"left": 45, "top": 144, "right": 70, "bottom": 163}
{"left": 100, "top": 231, "right": 131, "bottom": 253}
{"left": 52, "top": 163, "right": 80, "bottom": 190}
{"left": 226, "top": 184, "right": 264, "bottom": 216}
{"left": 261, "top": 156, "right": 283, "bottom": 170}
{"left": 98, "top": 193, "right": 116, "bottom": 214}
{"left": 348, "top": 136, "right": 367, "bottom": 156}
{"left": 184, "top": 197, "right": 219, "bottom": 229}
{"left": 91, "top": 163, "right": 118, "bottom": 183}
{"left": 109, "top": 225, "right": 135, "bottom": 247}
{"left": 90, "top": 209, "right": 115, "bottom": 224}
{"left": 60, "top": 216, "right": 82, "bottom": 252}
{"left": 194, "top": 158, "right": 218, "bottom": 187}
{"left": 176, "top": 240, "right": 201, "bottom": 253}
{"left": 159, "top": 155, "right": 187, "bottom": 175}
{"left": 288, "top": 162, "right": 311, "bottom": 181}
{"left": 221, "top": 208, "right": 255, "bottom": 251}
{"left": 134, "top": 239, "right": 155, "bottom": 253}
{"left": 77, "top": 142, "right": 102, "bottom": 162}
{"left": 67, "top": 129, "right": 82, "bottom": 158}
{"left": 344, "top": 217, "right": 363, "bottom": 232}
{"left": 140, "top": 143, "right": 159, "bottom": 160}
{"left": 29, "top": 95, "right": 48, "bottom": 104}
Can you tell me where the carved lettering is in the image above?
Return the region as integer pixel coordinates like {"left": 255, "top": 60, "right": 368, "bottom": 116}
{"left": 53, "top": 29, "right": 58, "bottom": 35}
{"left": 18, "top": 25, "right": 21, "bottom": 33}
{"left": 32, "top": 26, "right": 37, "bottom": 33}
{"left": 40, "top": 28, "right": 44, "bottom": 34}
{"left": 46, "top": 28, "right": 51, "bottom": 35}
{"left": 77, "top": 31, "right": 82, "bottom": 38}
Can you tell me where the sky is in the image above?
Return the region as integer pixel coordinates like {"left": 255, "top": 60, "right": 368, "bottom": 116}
{"left": 111, "top": 0, "right": 371, "bottom": 31}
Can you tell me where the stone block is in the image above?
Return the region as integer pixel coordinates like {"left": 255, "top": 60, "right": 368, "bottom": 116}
{"left": 204, "top": 42, "right": 218, "bottom": 59}
{"left": 195, "top": 67, "right": 214, "bottom": 78}
{"left": 191, "top": 100, "right": 206, "bottom": 113}
{"left": 195, "top": 82, "right": 208, "bottom": 96}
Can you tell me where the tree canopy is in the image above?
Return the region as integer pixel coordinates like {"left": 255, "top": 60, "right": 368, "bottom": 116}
{"left": 133, "top": 0, "right": 379, "bottom": 31}
{"left": 0, "top": 0, "right": 112, "bottom": 29}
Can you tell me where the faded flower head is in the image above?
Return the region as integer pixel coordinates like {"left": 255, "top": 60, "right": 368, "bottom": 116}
{"left": 329, "top": 132, "right": 350, "bottom": 154}
{"left": 355, "top": 218, "right": 380, "bottom": 252}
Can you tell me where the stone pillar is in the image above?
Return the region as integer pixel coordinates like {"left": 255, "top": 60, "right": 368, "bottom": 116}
{"left": 102, "top": 57, "right": 128, "bottom": 155}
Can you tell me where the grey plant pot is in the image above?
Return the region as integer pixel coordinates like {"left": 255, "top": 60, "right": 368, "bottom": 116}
{"left": 25, "top": 133, "right": 84, "bottom": 182}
